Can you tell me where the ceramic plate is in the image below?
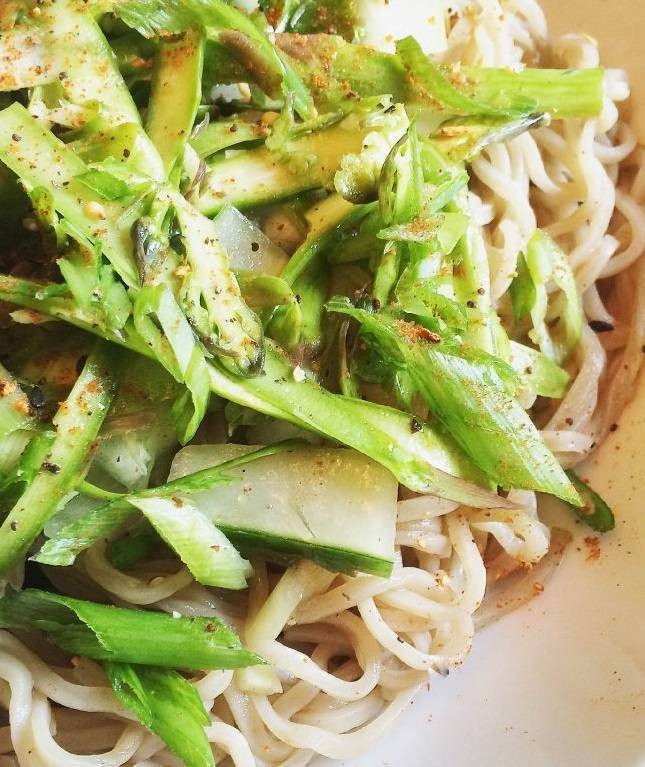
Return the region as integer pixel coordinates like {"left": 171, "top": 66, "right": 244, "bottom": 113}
{"left": 322, "top": 3, "right": 645, "bottom": 765}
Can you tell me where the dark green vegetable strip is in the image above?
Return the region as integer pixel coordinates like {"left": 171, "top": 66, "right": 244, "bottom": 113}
{"left": 0, "top": 432, "right": 55, "bottom": 501}
{"left": 106, "top": 662, "right": 215, "bottom": 767}
{"left": 170, "top": 193, "right": 265, "bottom": 375}
{"left": 326, "top": 298, "right": 580, "bottom": 504}
{"left": 34, "top": 441, "right": 303, "bottom": 567}
{"left": 0, "top": 275, "right": 151, "bottom": 358}
{"left": 565, "top": 471, "right": 615, "bottom": 532}
{"left": 0, "top": 342, "right": 120, "bottom": 577}
{"left": 0, "top": 589, "right": 264, "bottom": 670}
{"left": 196, "top": 118, "right": 370, "bottom": 215}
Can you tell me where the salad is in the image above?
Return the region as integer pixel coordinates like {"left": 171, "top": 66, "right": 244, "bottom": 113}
{"left": 0, "top": 1, "right": 638, "bottom": 766}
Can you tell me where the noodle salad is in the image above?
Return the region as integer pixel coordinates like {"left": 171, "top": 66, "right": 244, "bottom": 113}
{"left": 0, "top": 0, "right": 642, "bottom": 765}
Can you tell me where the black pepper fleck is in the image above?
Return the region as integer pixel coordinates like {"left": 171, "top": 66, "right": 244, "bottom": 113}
{"left": 42, "top": 461, "right": 61, "bottom": 474}
{"left": 251, "top": 241, "right": 260, "bottom": 252}
{"left": 76, "top": 355, "right": 88, "bottom": 375}
{"left": 589, "top": 320, "right": 614, "bottom": 333}
{"left": 28, "top": 386, "right": 46, "bottom": 410}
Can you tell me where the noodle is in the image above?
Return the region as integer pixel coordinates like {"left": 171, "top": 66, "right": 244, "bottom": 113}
{"left": 1, "top": 1, "right": 643, "bottom": 765}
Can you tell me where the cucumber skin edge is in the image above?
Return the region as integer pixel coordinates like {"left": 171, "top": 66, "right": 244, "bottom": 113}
{"left": 220, "top": 526, "right": 394, "bottom": 578}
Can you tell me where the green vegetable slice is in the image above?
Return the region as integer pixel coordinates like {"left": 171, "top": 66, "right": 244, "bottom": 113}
{"left": 396, "top": 36, "right": 534, "bottom": 118}
{"left": 0, "top": 589, "right": 264, "bottom": 669}
{"left": 274, "top": 33, "right": 604, "bottom": 118}
{"left": 146, "top": 30, "right": 204, "bottom": 181}
{"left": 106, "top": 662, "right": 215, "bottom": 767}
{"left": 133, "top": 284, "right": 211, "bottom": 443}
{"left": 170, "top": 192, "right": 265, "bottom": 375}
{"left": 129, "top": 496, "right": 254, "bottom": 589}
{"left": 565, "top": 471, "right": 615, "bottom": 532}
{"left": 514, "top": 230, "right": 583, "bottom": 364}
{"left": 190, "top": 117, "right": 267, "bottom": 159}
{"left": 509, "top": 341, "right": 570, "bottom": 399}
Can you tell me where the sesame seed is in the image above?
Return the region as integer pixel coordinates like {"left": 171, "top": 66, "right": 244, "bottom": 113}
{"left": 84, "top": 201, "right": 106, "bottom": 220}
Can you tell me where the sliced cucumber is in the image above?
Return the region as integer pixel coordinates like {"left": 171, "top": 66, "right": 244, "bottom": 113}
{"left": 168, "top": 444, "right": 398, "bottom": 576}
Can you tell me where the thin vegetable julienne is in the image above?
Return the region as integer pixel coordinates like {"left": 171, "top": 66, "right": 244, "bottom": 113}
{"left": 0, "top": 341, "right": 120, "bottom": 577}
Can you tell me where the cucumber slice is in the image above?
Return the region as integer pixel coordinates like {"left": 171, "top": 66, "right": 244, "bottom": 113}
{"left": 168, "top": 444, "right": 398, "bottom": 576}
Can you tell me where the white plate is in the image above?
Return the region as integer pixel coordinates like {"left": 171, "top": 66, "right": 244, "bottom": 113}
{"left": 321, "top": 4, "right": 645, "bottom": 765}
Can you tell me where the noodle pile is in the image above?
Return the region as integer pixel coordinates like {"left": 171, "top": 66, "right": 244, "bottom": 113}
{"left": 1, "top": 1, "right": 644, "bottom": 765}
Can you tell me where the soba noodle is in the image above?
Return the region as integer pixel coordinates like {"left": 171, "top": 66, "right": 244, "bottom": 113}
{"left": 1, "top": 1, "right": 644, "bottom": 765}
